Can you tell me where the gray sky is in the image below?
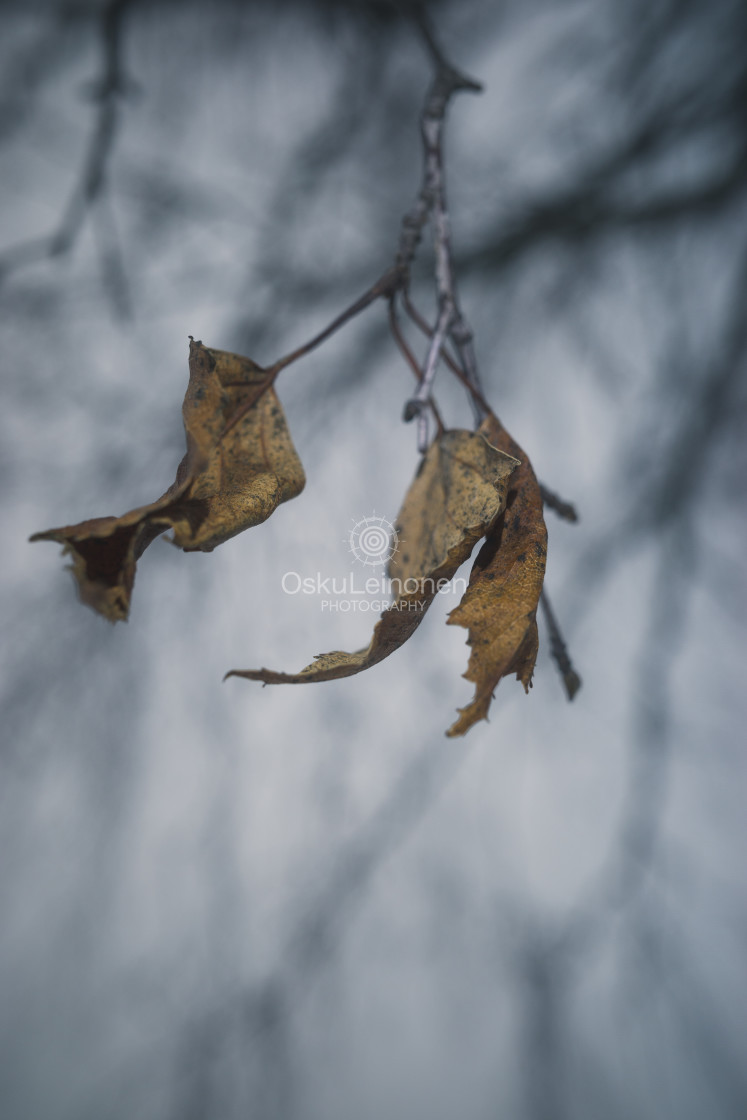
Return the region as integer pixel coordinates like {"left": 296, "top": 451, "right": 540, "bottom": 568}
{"left": 1, "top": 2, "right": 745, "bottom": 1118}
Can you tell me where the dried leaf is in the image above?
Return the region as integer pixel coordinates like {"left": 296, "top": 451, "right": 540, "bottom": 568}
{"left": 226, "top": 429, "right": 519, "bottom": 685}
{"left": 30, "top": 339, "right": 305, "bottom": 621}
{"left": 446, "top": 412, "right": 547, "bottom": 737}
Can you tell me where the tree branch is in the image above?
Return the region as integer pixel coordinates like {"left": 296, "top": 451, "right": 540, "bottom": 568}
{"left": 221, "top": 14, "right": 485, "bottom": 447}
{"left": 540, "top": 589, "right": 582, "bottom": 700}
{"left": 0, "top": 0, "right": 134, "bottom": 293}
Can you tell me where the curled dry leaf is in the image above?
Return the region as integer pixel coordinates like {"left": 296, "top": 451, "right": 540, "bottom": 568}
{"left": 446, "top": 412, "right": 547, "bottom": 738}
{"left": 30, "top": 339, "right": 305, "bottom": 622}
{"left": 226, "top": 429, "right": 519, "bottom": 686}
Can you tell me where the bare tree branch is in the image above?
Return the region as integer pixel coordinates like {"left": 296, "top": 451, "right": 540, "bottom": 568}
{"left": 0, "top": 0, "right": 133, "bottom": 293}
{"left": 540, "top": 588, "right": 582, "bottom": 700}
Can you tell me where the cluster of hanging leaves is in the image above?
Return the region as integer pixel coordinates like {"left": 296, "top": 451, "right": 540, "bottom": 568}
{"left": 33, "top": 339, "right": 549, "bottom": 736}
{"left": 227, "top": 412, "right": 547, "bottom": 736}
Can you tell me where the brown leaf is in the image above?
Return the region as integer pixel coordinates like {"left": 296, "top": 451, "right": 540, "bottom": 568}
{"left": 226, "top": 428, "right": 519, "bottom": 685}
{"left": 446, "top": 412, "right": 547, "bottom": 738}
{"left": 30, "top": 339, "right": 305, "bottom": 622}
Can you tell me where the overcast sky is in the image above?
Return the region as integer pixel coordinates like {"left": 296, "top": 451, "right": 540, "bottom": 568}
{"left": 1, "top": 2, "right": 745, "bottom": 1119}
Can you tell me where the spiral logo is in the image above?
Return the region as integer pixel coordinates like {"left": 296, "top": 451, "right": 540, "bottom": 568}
{"left": 347, "top": 514, "right": 398, "bottom": 567}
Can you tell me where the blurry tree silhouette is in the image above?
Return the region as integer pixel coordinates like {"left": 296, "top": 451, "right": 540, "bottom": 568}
{"left": 1, "top": 2, "right": 745, "bottom": 1120}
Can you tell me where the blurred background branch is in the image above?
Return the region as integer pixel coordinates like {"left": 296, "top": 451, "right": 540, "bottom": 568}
{"left": 0, "top": 2, "right": 745, "bottom": 1119}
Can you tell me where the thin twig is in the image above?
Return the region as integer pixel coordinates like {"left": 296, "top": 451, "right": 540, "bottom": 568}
{"left": 540, "top": 484, "right": 579, "bottom": 523}
{"left": 416, "top": 411, "right": 429, "bottom": 452}
{"left": 404, "top": 292, "right": 494, "bottom": 419}
{"left": 403, "top": 301, "right": 452, "bottom": 431}
{"left": 0, "top": 0, "right": 133, "bottom": 291}
{"left": 403, "top": 12, "right": 486, "bottom": 430}
{"left": 268, "top": 268, "right": 399, "bottom": 378}
{"left": 219, "top": 12, "right": 484, "bottom": 443}
{"left": 450, "top": 318, "right": 487, "bottom": 426}
{"left": 540, "top": 589, "right": 582, "bottom": 700}
{"left": 418, "top": 8, "right": 487, "bottom": 421}
{"left": 391, "top": 13, "right": 480, "bottom": 279}
{"left": 388, "top": 297, "right": 445, "bottom": 435}
{"left": 220, "top": 272, "right": 401, "bottom": 439}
